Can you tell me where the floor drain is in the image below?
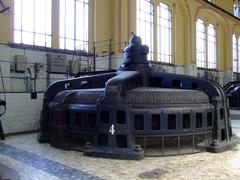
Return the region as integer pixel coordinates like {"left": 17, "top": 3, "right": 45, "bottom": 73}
{"left": 139, "top": 168, "right": 168, "bottom": 179}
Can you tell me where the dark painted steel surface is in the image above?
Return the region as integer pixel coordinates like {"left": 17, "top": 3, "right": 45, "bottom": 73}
{"left": 224, "top": 81, "right": 240, "bottom": 110}
{"left": 0, "top": 99, "right": 6, "bottom": 140}
{"left": 38, "top": 34, "right": 235, "bottom": 160}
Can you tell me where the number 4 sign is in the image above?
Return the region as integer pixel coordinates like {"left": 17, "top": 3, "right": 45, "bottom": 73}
{"left": 109, "top": 124, "right": 115, "bottom": 135}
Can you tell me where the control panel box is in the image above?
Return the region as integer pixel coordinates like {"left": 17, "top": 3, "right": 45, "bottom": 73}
{"left": 47, "top": 53, "right": 67, "bottom": 74}
{"left": 14, "top": 55, "right": 27, "bottom": 72}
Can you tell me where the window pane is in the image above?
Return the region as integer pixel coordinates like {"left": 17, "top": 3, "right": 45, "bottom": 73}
{"left": 76, "top": 1, "right": 84, "bottom": 41}
{"left": 14, "top": 0, "right": 52, "bottom": 47}
{"left": 66, "top": 0, "right": 75, "bottom": 39}
{"left": 238, "top": 37, "right": 240, "bottom": 72}
{"left": 196, "top": 19, "right": 207, "bottom": 68}
{"left": 233, "top": 34, "right": 238, "bottom": 72}
{"left": 60, "top": 37, "right": 65, "bottom": 49}
{"left": 59, "top": 0, "right": 89, "bottom": 50}
{"left": 59, "top": 0, "right": 66, "bottom": 37}
{"left": 14, "top": 30, "right": 21, "bottom": 44}
{"left": 207, "top": 24, "right": 216, "bottom": 69}
{"left": 35, "top": 34, "right": 45, "bottom": 46}
{"left": 22, "top": 0, "right": 34, "bottom": 31}
{"left": 46, "top": 36, "right": 52, "bottom": 48}
{"left": 46, "top": 0, "right": 52, "bottom": 35}
{"left": 136, "top": 0, "right": 154, "bottom": 60}
{"left": 35, "top": 0, "right": 46, "bottom": 34}
{"left": 82, "top": 41, "right": 88, "bottom": 51}
{"left": 76, "top": 40, "right": 82, "bottom": 50}
{"left": 22, "top": 32, "right": 34, "bottom": 45}
{"left": 66, "top": 39, "right": 74, "bottom": 50}
{"left": 14, "top": 0, "right": 22, "bottom": 30}
{"left": 76, "top": 0, "right": 89, "bottom": 50}
{"left": 157, "top": 3, "right": 172, "bottom": 63}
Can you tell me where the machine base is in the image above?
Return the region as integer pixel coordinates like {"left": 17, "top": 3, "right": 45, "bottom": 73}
{"left": 84, "top": 147, "right": 144, "bottom": 160}
{"left": 37, "top": 132, "right": 50, "bottom": 143}
{"left": 206, "top": 138, "right": 237, "bottom": 153}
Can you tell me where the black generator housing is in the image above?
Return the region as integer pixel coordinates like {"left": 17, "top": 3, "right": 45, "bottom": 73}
{"left": 38, "top": 34, "right": 235, "bottom": 160}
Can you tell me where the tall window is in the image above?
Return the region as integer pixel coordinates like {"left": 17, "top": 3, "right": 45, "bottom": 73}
{"left": 196, "top": 19, "right": 206, "bottom": 68}
{"left": 60, "top": 0, "right": 89, "bottom": 51}
{"left": 14, "top": 0, "right": 52, "bottom": 47}
{"left": 234, "top": 0, "right": 240, "bottom": 18}
{"left": 207, "top": 24, "right": 217, "bottom": 69}
{"left": 196, "top": 19, "right": 217, "bottom": 69}
{"left": 233, "top": 34, "right": 240, "bottom": 72}
{"left": 157, "top": 3, "right": 172, "bottom": 63}
{"left": 136, "top": 0, "right": 154, "bottom": 60}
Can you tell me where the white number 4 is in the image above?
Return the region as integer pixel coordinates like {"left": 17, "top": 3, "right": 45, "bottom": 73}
{"left": 109, "top": 124, "right": 115, "bottom": 135}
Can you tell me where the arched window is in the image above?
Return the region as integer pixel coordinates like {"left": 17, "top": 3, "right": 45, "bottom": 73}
{"left": 196, "top": 19, "right": 206, "bottom": 68}
{"left": 59, "top": 0, "right": 89, "bottom": 51}
{"left": 233, "top": 34, "right": 240, "bottom": 72}
{"left": 157, "top": 3, "right": 172, "bottom": 63}
{"left": 14, "top": 0, "right": 52, "bottom": 47}
{"left": 196, "top": 19, "right": 217, "bottom": 69}
{"left": 136, "top": 0, "right": 154, "bottom": 60}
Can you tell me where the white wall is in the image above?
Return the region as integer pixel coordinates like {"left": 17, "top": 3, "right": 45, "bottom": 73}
{"left": 0, "top": 45, "right": 77, "bottom": 134}
{"left": 1, "top": 93, "right": 43, "bottom": 134}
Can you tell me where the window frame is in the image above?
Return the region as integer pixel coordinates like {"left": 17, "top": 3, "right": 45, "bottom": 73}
{"left": 59, "top": 0, "right": 89, "bottom": 51}
{"left": 157, "top": 2, "right": 173, "bottom": 64}
{"left": 233, "top": 34, "right": 240, "bottom": 73}
{"left": 196, "top": 18, "right": 217, "bottom": 70}
{"left": 14, "top": 0, "right": 52, "bottom": 47}
{"left": 136, "top": 0, "right": 154, "bottom": 61}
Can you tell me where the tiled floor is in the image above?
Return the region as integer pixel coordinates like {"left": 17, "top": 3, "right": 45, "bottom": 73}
{"left": 0, "top": 128, "right": 240, "bottom": 179}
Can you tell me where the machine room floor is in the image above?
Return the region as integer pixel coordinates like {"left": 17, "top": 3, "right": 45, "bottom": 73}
{"left": 0, "top": 121, "right": 240, "bottom": 179}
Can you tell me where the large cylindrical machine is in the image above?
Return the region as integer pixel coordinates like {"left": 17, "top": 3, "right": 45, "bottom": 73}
{"left": 224, "top": 82, "right": 240, "bottom": 109}
{"left": 38, "top": 34, "right": 235, "bottom": 160}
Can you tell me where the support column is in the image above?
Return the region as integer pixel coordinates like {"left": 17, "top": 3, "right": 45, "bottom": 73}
{"left": 52, "top": 0, "right": 59, "bottom": 48}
